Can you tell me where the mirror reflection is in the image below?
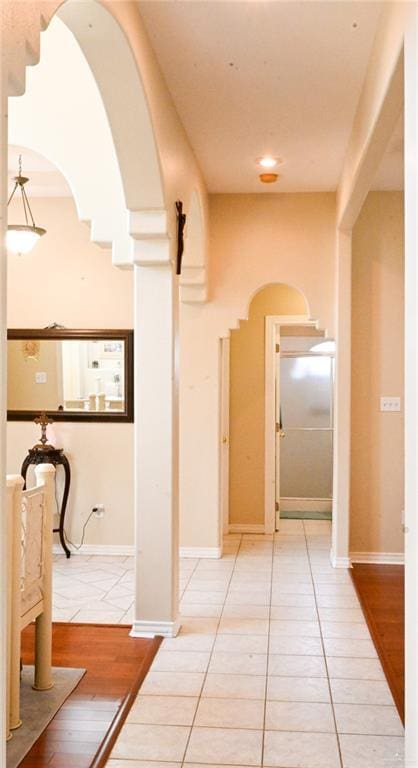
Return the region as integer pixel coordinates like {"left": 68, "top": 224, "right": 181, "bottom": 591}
{"left": 8, "top": 339, "right": 125, "bottom": 413}
{"left": 7, "top": 330, "right": 133, "bottom": 421}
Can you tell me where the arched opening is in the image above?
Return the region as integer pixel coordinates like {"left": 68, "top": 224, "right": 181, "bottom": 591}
{"left": 223, "top": 282, "right": 334, "bottom": 536}
{"left": 2, "top": 0, "right": 185, "bottom": 754}
{"left": 7, "top": 145, "right": 135, "bottom": 572}
{"left": 9, "top": 5, "right": 165, "bottom": 266}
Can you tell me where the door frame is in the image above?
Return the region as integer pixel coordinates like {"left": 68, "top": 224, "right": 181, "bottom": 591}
{"left": 219, "top": 337, "right": 231, "bottom": 537}
{"left": 264, "top": 314, "right": 316, "bottom": 533}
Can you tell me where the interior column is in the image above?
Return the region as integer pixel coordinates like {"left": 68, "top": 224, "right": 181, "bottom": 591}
{"left": 0, "top": 28, "right": 8, "bottom": 757}
{"left": 131, "top": 261, "right": 180, "bottom": 638}
{"left": 404, "top": 11, "right": 418, "bottom": 762}
{"left": 331, "top": 229, "right": 352, "bottom": 568}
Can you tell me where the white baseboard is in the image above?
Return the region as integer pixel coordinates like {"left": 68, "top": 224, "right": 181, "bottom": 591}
{"left": 179, "top": 547, "right": 221, "bottom": 559}
{"left": 330, "top": 553, "right": 352, "bottom": 569}
{"left": 281, "top": 498, "right": 332, "bottom": 513}
{"left": 53, "top": 543, "right": 135, "bottom": 557}
{"left": 130, "top": 619, "right": 180, "bottom": 638}
{"left": 228, "top": 524, "right": 265, "bottom": 534}
{"left": 350, "top": 551, "right": 405, "bottom": 565}
{"left": 55, "top": 544, "right": 223, "bottom": 559}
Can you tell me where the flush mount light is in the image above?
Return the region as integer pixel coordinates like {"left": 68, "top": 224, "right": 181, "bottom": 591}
{"left": 259, "top": 173, "right": 279, "bottom": 184}
{"left": 7, "top": 155, "right": 46, "bottom": 255}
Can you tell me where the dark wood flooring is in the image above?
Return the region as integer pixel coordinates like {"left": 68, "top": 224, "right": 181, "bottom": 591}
{"left": 18, "top": 623, "right": 161, "bottom": 768}
{"left": 351, "top": 564, "right": 404, "bottom": 722}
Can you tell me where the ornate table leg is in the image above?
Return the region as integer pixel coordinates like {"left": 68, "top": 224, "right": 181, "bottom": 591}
{"left": 56, "top": 456, "right": 71, "bottom": 559}
{"left": 20, "top": 455, "right": 31, "bottom": 490}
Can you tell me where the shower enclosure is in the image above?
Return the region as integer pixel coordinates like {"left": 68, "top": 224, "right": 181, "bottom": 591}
{"left": 276, "top": 334, "right": 334, "bottom": 522}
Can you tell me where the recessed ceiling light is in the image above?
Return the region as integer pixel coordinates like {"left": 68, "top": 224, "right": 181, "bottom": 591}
{"left": 258, "top": 156, "right": 279, "bottom": 169}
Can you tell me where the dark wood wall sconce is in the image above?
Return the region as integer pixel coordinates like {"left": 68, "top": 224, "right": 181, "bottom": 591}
{"left": 175, "top": 200, "right": 186, "bottom": 275}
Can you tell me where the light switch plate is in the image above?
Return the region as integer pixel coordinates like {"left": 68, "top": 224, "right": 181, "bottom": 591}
{"left": 35, "top": 371, "right": 47, "bottom": 384}
{"left": 380, "top": 396, "right": 401, "bottom": 412}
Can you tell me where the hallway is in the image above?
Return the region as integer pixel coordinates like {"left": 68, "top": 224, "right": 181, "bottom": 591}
{"left": 108, "top": 521, "right": 403, "bottom": 768}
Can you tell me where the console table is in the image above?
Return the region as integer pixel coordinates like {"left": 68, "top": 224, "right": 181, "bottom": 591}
{"left": 21, "top": 446, "right": 71, "bottom": 558}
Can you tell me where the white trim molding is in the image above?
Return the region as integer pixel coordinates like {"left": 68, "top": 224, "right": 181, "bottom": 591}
{"left": 350, "top": 551, "right": 405, "bottom": 565}
{"left": 53, "top": 543, "right": 135, "bottom": 557}
{"left": 330, "top": 553, "right": 352, "bottom": 569}
{"left": 179, "top": 547, "right": 222, "bottom": 559}
{"left": 130, "top": 619, "right": 180, "bottom": 638}
{"left": 264, "top": 314, "right": 316, "bottom": 535}
{"left": 228, "top": 524, "right": 265, "bottom": 534}
{"left": 281, "top": 498, "right": 332, "bottom": 513}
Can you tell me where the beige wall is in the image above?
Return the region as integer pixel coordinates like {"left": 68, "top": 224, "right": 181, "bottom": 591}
{"left": 350, "top": 191, "right": 404, "bottom": 555}
{"left": 229, "top": 284, "right": 306, "bottom": 526}
{"left": 7, "top": 196, "right": 134, "bottom": 548}
{"left": 8, "top": 340, "right": 61, "bottom": 410}
{"left": 180, "top": 193, "right": 336, "bottom": 548}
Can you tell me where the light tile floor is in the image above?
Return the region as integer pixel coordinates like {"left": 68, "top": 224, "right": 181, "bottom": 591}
{"left": 52, "top": 553, "right": 136, "bottom": 623}
{"left": 105, "top": 520, "right": 404, "bottom": 768}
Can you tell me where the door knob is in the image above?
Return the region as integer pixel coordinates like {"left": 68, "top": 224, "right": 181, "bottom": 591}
{"left": 280, "top": 431, "right": 285, "bottom": 438}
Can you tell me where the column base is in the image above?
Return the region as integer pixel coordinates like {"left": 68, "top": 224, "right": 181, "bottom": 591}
{"left": 130, "top": 619, "right": 180, "bottom": 638}
{"left": 330, "top": 552, "right": 352, "bottom": 569}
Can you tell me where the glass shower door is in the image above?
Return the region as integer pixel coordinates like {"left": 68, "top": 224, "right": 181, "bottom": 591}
{"left": 277, "top": 354, "right": 334, "bottom": 516}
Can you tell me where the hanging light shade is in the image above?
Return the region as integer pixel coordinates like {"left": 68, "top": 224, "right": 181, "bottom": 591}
{"left": 7, "top": 155, "right": 46, "bottom": 254}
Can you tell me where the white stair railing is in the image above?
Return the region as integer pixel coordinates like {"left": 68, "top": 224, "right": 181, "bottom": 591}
{"left": 6, "top": 463, "right": 55, "bottom": 740}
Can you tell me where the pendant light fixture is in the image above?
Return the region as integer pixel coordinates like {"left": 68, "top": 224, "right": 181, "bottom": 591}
{"left": 7, "top": 154, "right": 46, "bottom": 254}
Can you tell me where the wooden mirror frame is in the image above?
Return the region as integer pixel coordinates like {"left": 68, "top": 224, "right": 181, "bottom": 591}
{"left": 7, "top": 329, "right": 134, "bottom": 423}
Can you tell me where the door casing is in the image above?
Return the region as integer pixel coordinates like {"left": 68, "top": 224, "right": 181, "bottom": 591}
{"left": 264, "top": 315, "right": 316, "bottom": 533}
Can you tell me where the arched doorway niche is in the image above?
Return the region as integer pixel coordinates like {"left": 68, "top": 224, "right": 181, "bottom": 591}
{"left": 227, "top": 283, "right": 310, "bottom": 532}
{"left": 224, "top": 282, "right": 334, "bottom": 539}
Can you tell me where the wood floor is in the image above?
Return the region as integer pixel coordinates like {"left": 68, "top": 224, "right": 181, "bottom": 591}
{"left": 351, "top": 564, "right": 404, "bottom": 723}
{"left": 18, "top": 623, "right": 161, "bottom": 768}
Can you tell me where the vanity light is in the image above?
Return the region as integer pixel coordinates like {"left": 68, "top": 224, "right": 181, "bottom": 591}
{"left": 7, "top": 155, "right": 46, "bottom": 255}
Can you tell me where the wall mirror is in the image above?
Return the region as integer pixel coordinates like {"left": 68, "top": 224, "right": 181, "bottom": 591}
{"left": 7, "top": 329, "right": 133, "bottom": 422}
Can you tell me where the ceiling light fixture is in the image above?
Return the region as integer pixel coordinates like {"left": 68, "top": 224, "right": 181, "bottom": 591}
{"left": 259, "top": 173, "right": 279, "bottom": 184}
{"left": 7, "top": 154, "right": 46, "bottom": 255}
{"left": 258, "top": 156, "right": 279, "bottom": 169}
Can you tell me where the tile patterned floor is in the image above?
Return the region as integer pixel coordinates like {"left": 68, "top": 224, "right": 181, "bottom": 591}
{"left": 52, "top": 553, "right": 135, "bottom": 624}
{"left": 104, "top": 520, "right": 405, "bottom": 768}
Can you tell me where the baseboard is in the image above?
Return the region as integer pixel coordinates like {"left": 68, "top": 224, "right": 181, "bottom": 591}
{"left": 130, "top": 619, "right": 180, "bottom": 638}
{"left": 228, "top": 524, "right": 265, "bottom": 534}
{"left": 330, "top": 553, "right": 352, "bottom": 569}
{"left": 281, "top": 498, "right": 332, "bottom": 513}
{"left": 55, "top": 544, "right": 223, "bottom": 559}
{"left": 53, "top": 543, "right": 135, "bottom": 557}
{"left": 350, "top": 551, "right": 405, "bottom": 565}
{"left": 179, "top": 547, "right": 221, "bottom": 559}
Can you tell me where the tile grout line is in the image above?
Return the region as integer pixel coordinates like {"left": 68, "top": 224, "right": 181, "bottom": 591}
{"left": 179, "top": 534, "right": 243, "bottom": 767}
{"left": 179, "top": 556, "right": 201, "bottom": 601}
{"left": 260, "top": 533, "right": 275, "bottom": 767}
{"left": 304, "top": 521, "right": 344, "bottom": 768}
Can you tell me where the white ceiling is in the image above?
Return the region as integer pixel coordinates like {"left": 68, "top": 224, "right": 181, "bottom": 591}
{"left": 8, "top": 145, "right": 71, "bottom": 198}
{"left": 138, "top": 1, "right": 389, "bottom": 193}
{"left": 8, "top": 3, "right": 402, "bottom": 199}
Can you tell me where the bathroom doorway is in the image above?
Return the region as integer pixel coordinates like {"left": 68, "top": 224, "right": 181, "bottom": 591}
{"left": 274, "top": 325, "right": 335, "bottom": 527}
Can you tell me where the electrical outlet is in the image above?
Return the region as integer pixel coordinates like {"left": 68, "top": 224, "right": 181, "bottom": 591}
{"left": 92, "top": 504, "right": 105, "bottom": 518}
{"left": 380, "top": 396, "right": 401, "bottom": 412}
